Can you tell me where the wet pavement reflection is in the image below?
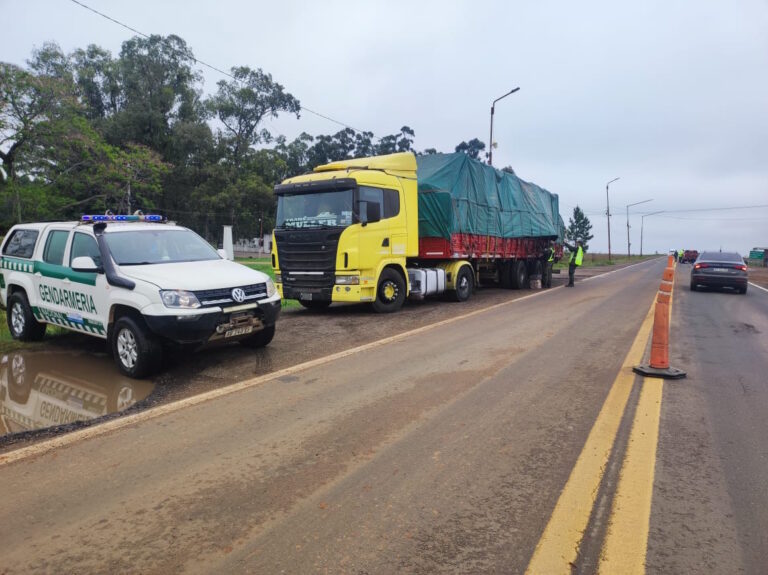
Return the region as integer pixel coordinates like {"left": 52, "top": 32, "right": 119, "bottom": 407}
{"left": 0, "top": 350, "right": 154, "bottom": 437}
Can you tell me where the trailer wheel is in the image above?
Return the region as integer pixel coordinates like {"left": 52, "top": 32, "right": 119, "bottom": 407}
{"left": 372, "top": 268, "right": 405, "bottom": 313}
{"left": 511, "top": 261, "right": 529, "bottom": 289}
{"left": 453, "top": 266, "right": 474, "bottom": 302}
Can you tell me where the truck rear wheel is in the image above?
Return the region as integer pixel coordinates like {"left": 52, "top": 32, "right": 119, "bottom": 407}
{"left": 372, "top": 268, "right": 405, "bottom": 313}
{"left": 111, "top": 316, "right": 162, "bottom": 379}
{"left": 453, "top": 266, "right": 474, "bottom": 302}
{"left": 7, "top": 292, "right": 47, "bottom": 341}
{"left": 511, "top": 261, "right": 528, "bottom": 289}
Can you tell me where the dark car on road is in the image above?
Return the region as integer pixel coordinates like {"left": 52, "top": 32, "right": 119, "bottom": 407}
{"left": 690, "top": 251, "right": 748, "bottom": 294}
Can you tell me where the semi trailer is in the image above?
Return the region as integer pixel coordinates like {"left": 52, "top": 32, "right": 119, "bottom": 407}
{"left": 271, "top": 152, "right": 565, "bottom": 312}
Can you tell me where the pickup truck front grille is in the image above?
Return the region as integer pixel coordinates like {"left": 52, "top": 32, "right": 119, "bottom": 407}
{"left": 193, "top": 283, "right": 267, "bottom": 308}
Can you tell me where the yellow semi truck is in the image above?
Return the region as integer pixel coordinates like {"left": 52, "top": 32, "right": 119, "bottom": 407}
{"left": 271, "top": 152, "right": 564, "bottom": 312}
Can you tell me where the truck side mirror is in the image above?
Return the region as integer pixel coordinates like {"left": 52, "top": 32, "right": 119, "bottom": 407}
{"left": 360, "top": 201, "right": 381, "bottom": 226}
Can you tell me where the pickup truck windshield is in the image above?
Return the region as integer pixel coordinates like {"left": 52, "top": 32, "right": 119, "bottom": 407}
{"left": 104, "top": 229, "right": 220, "bottom": 265}
{"left": 276, "top": 190, "right": 355, "bottom": 229}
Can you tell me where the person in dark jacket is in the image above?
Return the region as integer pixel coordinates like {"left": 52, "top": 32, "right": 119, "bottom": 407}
{"left": 564, "top": 240, "right": 584, "bottom": 287}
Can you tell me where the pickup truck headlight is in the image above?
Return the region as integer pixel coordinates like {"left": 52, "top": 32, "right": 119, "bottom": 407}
{"left": 335, "top": 275, "right": 360, "bottom": 285}
{"left": 160, "top": 290, "right": 201, "bottom": 309}
{"left": 265, "top": 278, "right": 277, "bottom": 298}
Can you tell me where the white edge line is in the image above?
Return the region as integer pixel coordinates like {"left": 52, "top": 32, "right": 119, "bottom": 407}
{"left": 748, "top": 281, "right": 768, "bottom": 294}
{"left": 0, "top": 258, "right": 658, "bottom": 467}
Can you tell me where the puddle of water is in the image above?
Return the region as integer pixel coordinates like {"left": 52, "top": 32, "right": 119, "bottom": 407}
{"left": 0, "top": 350, "right": 154, "bottom": 437}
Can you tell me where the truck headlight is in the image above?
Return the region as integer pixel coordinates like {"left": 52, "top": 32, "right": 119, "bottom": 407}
{"left": 160, "top": 290, "right": 201, "bottom": 309}
{"left": 265, "top": 279, "right": 277, "bottom": 298}
{"left": 335, "top": 275, "right": 360, "bottom": 285}
{"left": 273, "top": 273, "right": 282, "bottom": 284}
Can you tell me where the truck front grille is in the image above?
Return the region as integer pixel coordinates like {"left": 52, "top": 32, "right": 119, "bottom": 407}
{"left": 274, "top": 229, "right": 339, "bottom": 275}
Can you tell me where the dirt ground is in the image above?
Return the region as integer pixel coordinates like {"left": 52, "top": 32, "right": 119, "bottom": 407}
{"left": 5, "top": 257, "right": 764, "bottom": 453}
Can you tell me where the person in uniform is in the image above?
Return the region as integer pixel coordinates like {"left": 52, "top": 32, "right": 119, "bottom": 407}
{"left": 563, "top": 239, "right": 584, "bottom": 287}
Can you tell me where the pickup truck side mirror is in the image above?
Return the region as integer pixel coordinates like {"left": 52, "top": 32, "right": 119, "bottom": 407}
{"left": 71, "top": 256, "right": 101, "bottom": 273}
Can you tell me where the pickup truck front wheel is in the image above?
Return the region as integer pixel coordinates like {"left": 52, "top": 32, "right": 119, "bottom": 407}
{"left": 240, "top": 324, "right": 276, "bottom": 348}
{"left": 7, "top": 292, "right": 47, "bottom": 341}
{"left": 111, "top": 316, "right": 162, "bottom": 379}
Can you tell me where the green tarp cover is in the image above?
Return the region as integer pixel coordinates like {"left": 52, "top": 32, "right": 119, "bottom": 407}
{"left": 416, "top": 153, "right": 564, "bottom": 241}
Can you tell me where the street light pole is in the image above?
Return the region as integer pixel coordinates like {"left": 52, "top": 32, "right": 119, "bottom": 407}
{"left": 605, "top": 177, "right": 620, "bottom": 262}
{"left": 626, "top": 199, "right": 653, "bottom": 259}
{"left": 488, "top": 87, "right": 520, "bottom": 166}
{"left": 640, "top": 211, "right": 664, "bottom": 257}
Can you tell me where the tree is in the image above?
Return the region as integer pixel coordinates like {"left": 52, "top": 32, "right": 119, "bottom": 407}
{"left": 376, "top": 126, "right": 414, "bottom": 155}
{"left": 455, "top": 138, "right": 486, "bottom": 160}
{"left": 207, "top": 66, "right": 301, "bottom": 168}
{"left": 566, "top": 206, "right": 594, "bottom": 251}
{"left": 106, "top": 35, "right": 204, "bottom": 159}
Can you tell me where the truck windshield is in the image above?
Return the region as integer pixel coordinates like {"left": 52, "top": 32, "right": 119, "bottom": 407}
{"left": 276, "top": 190, "right": 355, "bottom": 229}
{"left": 104, "top": 229, "right": 220, "bottom": 265}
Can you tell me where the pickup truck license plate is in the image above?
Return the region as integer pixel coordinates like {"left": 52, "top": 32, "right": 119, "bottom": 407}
{"left": 300, "top": 293, "right": 313, "bottom": 301}
{"left": 224, "top": 326, "right": 254, "bottom": 338}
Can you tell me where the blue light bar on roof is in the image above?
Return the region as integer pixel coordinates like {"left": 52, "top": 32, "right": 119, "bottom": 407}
{"left": 81, "top": 214, "right": 164, "bottom": 222}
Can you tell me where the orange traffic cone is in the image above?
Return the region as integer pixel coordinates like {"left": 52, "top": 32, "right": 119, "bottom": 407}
{"left": 633, "top": 264, "right": 686, "bottom": 379}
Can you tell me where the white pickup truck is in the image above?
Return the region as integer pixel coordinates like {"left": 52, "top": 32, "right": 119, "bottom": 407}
{"left": 1, "top": 215, "right": 281, "bottom": 378}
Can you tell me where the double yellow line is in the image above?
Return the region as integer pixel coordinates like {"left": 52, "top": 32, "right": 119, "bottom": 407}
{"left": 526, "top": 294, "right": 667, "bottom": 574}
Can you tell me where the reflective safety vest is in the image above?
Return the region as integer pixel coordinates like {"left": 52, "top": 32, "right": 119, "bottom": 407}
{"left": 547, "top": 248, "right": 555, "bottom": 262}
{"left": 570, "top": 246, "right": 584, "bottom": 266}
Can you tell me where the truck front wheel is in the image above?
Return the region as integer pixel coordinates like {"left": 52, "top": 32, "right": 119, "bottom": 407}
{"left": 453, "top": 266, "right": 474, "bottom": 302}
{"left": 372, "top": 268, "right": 405, "bottom": 313}
{"left": 111, "top": 316, "right": 162, "bottom": 379}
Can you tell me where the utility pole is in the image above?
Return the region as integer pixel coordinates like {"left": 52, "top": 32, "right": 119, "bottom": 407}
{"left": 605, "top": 177, "right": 620, "bottom": 262}
{"left": 626, "top": 199, "right": 653, "bottom": 259}
{"left": 640, "top": 211, "right": 663, "bottom": 256}
{"left": 488, "top": 87, "right": 520, "bottom": 166}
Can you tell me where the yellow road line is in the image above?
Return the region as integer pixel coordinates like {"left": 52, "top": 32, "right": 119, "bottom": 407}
{"left": 597, "top": 265, "right": 675, "bottom": 573}
{"left": 525, "top": 301, "right": 655, "bottom": 575}
{"left": 598, "top": 377, "right": 663, "bottom": 574}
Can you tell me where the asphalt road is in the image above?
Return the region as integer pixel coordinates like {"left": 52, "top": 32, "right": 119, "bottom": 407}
{"left": 1, "top": 259, "right": 766, "bottom": 574}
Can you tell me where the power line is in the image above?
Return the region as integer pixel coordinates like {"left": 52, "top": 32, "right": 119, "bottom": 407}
{"left": 68, "top": 0, "right": 375, "bottom": 137}
{"left": 656, "top": 204, "right": 768, "bottom": 214}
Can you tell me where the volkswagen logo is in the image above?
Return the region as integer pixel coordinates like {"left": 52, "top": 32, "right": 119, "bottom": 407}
{"left": 231, "top": 288, "right": 246, "bottom": 303}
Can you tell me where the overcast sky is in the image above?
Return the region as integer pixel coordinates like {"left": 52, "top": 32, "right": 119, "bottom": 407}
{"left": 2, "top": 0, "right": 767, "bottom": 254}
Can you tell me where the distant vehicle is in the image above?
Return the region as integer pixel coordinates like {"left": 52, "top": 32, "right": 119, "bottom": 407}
{"left": 690, "top": 252, "right": 748, "bottom": 294}
{"left": 682, "top": 249, "right": 699, "bottom": 263}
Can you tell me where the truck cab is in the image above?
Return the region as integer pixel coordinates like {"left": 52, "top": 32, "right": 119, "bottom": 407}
{"left": 273, "top": 153, "right": 420, "bottom": 312}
